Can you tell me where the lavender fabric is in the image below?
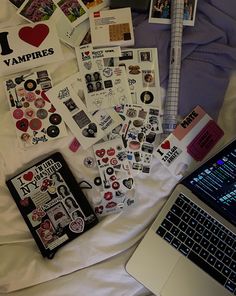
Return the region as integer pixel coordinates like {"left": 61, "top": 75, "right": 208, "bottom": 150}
{"left": 133, "top": 0, "right": 236, "bottom": 120}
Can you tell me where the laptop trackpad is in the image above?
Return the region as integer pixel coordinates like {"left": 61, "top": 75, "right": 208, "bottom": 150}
{"left": 161, "top": 257, "right": 229, "bottom": 296}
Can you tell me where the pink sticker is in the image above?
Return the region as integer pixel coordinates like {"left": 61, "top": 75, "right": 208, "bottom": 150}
{"left": 69, "top": 137, "right": 81, "bottom": 152}
{"left": 187, "top": 120, "right": 224, "bottom": 161}
{"left": 13, "top": 108, "right": 24, "bottom": 119}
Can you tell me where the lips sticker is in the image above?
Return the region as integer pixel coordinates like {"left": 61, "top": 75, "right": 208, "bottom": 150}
{"left": 18, "top": 24, "right": 49, "bottom": 47}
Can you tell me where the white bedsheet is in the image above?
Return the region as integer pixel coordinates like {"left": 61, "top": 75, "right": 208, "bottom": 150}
{"left": 0, "top": 1, "right": 236, "bottom": 295}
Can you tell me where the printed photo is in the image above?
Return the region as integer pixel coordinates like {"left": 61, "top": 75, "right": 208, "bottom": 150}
{"left": 139, "top": 51, "right": 152, "bottom": 62}
{"left": 47, "top": 203, "right": 71, "bottom": 227}
{"left": 57, "top": 0, "right": 86, "bottom": 24}
{"left": 85, "top": 72, "right": 104, "bottom": 93}
{"left": 63, "top": 98, "right": 78, "bottom": 112}
{"left": 36, "top": 219, "right": 56, "bottom": 247}
{"left": 64, "top": 197, "right": 79, "bottom": 213}
{"left": 71, "top": 209, "right": 85, "bottom": 220}
{"left": 149, "top": 0, "right": 197, "bottom": 26}
{"left": 119, "top": 50, "right": 133, "bottom": 61}
{"left": 72, "top": 110, "right": 91, "bottom": 128}
{"left": 57, "top": 184, "right": 71, "bottom": 198}
{"left": 18, "top": 0, "right": 57, "bottom": 22}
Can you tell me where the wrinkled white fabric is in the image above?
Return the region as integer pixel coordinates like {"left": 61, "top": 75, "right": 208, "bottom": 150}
{"left": 0, "top": 1, "right": 236, "bottom": 295}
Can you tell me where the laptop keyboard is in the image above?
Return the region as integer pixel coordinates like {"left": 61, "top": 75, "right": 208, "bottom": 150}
{"left": 156, "top": 193, "right": 236, "bottom": 294}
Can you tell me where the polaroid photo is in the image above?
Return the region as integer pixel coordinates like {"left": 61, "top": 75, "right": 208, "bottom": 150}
{"left": 17, "top": 0, "right": 57, "bottom": 22}
{"left": 149, "top": 0, "right": 198, "bottom": 26}
{"left": 54, "top": 0, "right": 88, "bottom": 28}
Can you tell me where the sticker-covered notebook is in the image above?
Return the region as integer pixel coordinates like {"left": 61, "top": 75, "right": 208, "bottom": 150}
{"left": 6, "top": 152, "right": 98, "bottom": 259}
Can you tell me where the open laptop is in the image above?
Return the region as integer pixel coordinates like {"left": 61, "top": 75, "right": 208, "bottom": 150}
{"left": 126, "top": 138, "right": 236, "bottom": 296}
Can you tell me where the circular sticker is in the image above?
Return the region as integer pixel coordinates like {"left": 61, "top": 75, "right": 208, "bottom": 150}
{"left": 24, "top": 79, "right": 37, "bottom": 91}
{"left": 47, "top": 125, "right": 60, "bottom": 138}
{"left": 83, "top": 156, "right": 95, "bottom": 168}
{"left": 36, "top": 109, "right": 48, "bottom": 119}
{"left": 104, "top": 191, "right": 113, "bottom": 201}
{"left": 110, "top": 158, "right": 118, "bottom": 166}
{"left": 133, "top": 119, "right": 143, "bottom": 127}
{"left": 103, "top": 67, "right": 113, "bottom": 77}
{"left": 13, "top": 108, "right": 24, "bottom": 119}
{"left": 25, "top": 108, "right": 35, "bottom": 119}
{"left": 29, "top": 118, "right": 42, "bottom": 130}
{"left": 140, "top": 91, "right": 154, "bottom": 104}
{"left": 49, "top": 113, "right": 62, "bottom": 125}
{"left": 129, "top": 141, "right": 141, "bottom": 150}
{"left": 112, "top": 181, "right": 120, "bottom": 190}
{"left": 25, "top": 92, "right": 36, "bottom": 102}
{"left": 23, "top": 102, "right": 30, "bottom": 108}
{"left": 69, "top": 217, "right": 84, "bottom": 233}
{"left": 106, "top": 167, "right": 114, "bottom": 175}
{"left": 34, "top": 98, "right": 45, "bottom": 108}
{"left": 94, "top": 176, "right": 102, "bottom": 186}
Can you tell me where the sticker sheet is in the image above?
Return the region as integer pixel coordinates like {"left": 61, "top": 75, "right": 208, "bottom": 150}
{"left": 9, "top": 0, "right": 26, "bottom": 8}
{"left": 89, "top": 7, "right": 134, "bottom": 48}
{"left": 113, "top": 48, "right": 162, "bottom": 110}
{"left": 6, "top": 152, "right": 98, "bottom": 258}
{"left": 0, "top": 21, "right": 63, "bottom": 76}
{"left": 46, "top": 82, "right": 105, "bottom": 150}
{"left": 93, "top": 137, "right": 135, "bottom": 216}
{"left": 154, "top": 105, "right": 224, "bottom": 179}
{"left": 149, "top": 0, "right": 198, "bottom": 26}
{"left": 4, "top": 70, "right": 67, "bottom": 148}
{"left": 63, "top": 72, "right": 123, "bottom": 135}
{"left": 108, "top": 104, "right": 163, "bottom": 174}
{"left": 76, "top": 44, "right": 132, "bottom": 111}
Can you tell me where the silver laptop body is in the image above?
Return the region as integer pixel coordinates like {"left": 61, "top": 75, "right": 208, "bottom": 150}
{"left": 126, "top": 139, "right": 236, "bottom": 296}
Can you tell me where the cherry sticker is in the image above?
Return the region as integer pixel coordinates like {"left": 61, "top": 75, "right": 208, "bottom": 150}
{"left": 95, "top": 149, "right": 105, "bottom": 158}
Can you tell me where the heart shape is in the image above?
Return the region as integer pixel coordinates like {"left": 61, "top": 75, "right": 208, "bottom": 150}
{"left": 18, "top": 24, "right": 49, "bottom": 47}
{"left": 107, "top": 148, "right": 115, "bottom": 156}
{"left": 20, "top": 197, "right": 29, "bottom": 207}
{"left": 161, "top": 140, "right": 170, "bottom": 150}
{"left": 123, "top": 178, "right": 134, "bottom": 189}
{"left": 95, "top": 149, "right": 105, "bottom": 158}
{"left": 23, "top": 171, "right": 34, "bottom": 181}
{"left": 84, "top": 51, "right": 90, "bottom": 56}
{"left": 102, "top": 157, "right": 109, "bottom": 163}
{"left": 16, "top": 118, "right": 29, "bottom": 132}
{"left": 26, "top": 109, "right": 34, "bottom": 118}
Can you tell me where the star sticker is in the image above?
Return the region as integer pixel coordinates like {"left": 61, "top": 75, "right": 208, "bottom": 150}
{"left": 128, "top": 132, "right": 136, "bottom": 140}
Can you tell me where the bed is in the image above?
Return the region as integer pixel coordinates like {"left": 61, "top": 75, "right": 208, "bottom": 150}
{"left": 1, "top": 0, "right": 236, "bottom": 295}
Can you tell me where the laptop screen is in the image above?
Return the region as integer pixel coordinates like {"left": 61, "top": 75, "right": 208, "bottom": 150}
{"left": 182, "top": 139, "right": 236, "bottom": 226}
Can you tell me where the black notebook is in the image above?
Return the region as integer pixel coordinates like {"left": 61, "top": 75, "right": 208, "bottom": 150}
{"left": 6, "top": 152, "right": 98, "bottom": 259}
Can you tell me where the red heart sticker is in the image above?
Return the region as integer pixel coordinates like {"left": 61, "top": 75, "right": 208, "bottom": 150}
{"left": 102, "top": 157, "right": 109, "bottom": 163}
{"left": 104, "top": 191, "right": 113, "bottom": 201}
{"left": 107, "top": 148, "right": 115, "bottom": 156}
{"left": 18, "top": 24, "right": 49, "bottom": 47}
{"left": 23, "top": 171, "right": 34, "bottom": 181}
{"left": 20, "top": 197, "right": 29, "bottom": 207}
{"left": 161, "top": 140, "right": 170, "bottom": 150}
{"left": 84, "top": 51, "right": 90, "bottom": 56}
{"left": 16, "top": 118, "right": 29, "bottom": 132}
{"left": 95, "top": 149, "right": 105, "bottom": 158}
